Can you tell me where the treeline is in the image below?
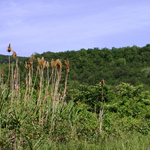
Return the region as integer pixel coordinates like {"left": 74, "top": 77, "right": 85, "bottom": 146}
{"left": 0, "top": 54, "right": 25, "bottom": 64}
{"left": 36, "top": 44, "right": 150, "bottom": 88}
{"left": 1, "top": 44, "right": 150, "bottom": 88}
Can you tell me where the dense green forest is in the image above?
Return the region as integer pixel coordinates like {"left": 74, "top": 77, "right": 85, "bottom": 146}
{"left": 2, "top": 44, "right": 150, "bottom": 88}
{"left": 1, "top": 44, "right": 150, "bottom": 149}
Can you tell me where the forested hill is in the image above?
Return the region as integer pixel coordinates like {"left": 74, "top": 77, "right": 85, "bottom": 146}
{"left": 38, "top": 44, "right": 150, "bottom": 88}
{"left": 1, "top": 44, "right": 150, "bottom": 88}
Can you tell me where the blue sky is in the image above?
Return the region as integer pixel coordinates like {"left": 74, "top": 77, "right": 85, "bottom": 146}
{"left": 0, "top": 0, "right": 150, "bottom": 57}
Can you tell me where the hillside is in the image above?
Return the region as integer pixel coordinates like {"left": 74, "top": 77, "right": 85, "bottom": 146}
{"left": 32, "top": 44, "right": 150, "bottom": 88}
{"left": 1, "top": 44, "right": 150, "bottom": 88}
{"left": 1, "top": 44, "right": 150, "bottom": 149}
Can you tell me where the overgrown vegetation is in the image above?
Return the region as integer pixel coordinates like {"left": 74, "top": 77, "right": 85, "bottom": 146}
{"left": 1, "top": 44, "right": 150, "bottom": 149}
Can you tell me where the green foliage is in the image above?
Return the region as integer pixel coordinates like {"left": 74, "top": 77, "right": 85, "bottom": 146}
{"left": 2, "top": 44, "right": 150, "bottom": 87}
{"left": 67, "top": 82, "right": 150, "bottom": 136}
{"left": 67, "top": 83, "right": 116, "bottom": 113}
{"left": 1, "top": 44, "right": 150, "bottom": 148}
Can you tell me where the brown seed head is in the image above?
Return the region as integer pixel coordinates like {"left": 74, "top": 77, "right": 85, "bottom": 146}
{"left": 7, "top": 44, "right": 12, "bottom": 53}
{"left": 29, "top": 54, "right": 34, "bottom": 64}
{"left": 46, "top": 61, "right": 49, "bottom": 69}
{"left": 37, "top": 86, "right": 39, "bottom": 92}
{"left": 101, "top": 79, "right": 105, "bottom": 87}
{"left": 14, "top": 73, "right": 17, "bottom": 79}
{"left": 41, "top": 57, "right": 45, "bottom": 66}
{"left": 65, "top": 59, "right": 69, "bottom": 74}
{"left": 54, "top": 59, "right": 62, "bottom": 73}
{"left": 51, "top": 59, "right": 55, "bottom": 68}
{"left": 29, "top": 59, "right": 33, "bottom": 64}
{"left": 37, "top": 58, "right": 41, "bottom": 65}
{"left": 43, "top": 60, "right": 46, "bottom": 68}
{"left": 25, "top": 61, "right": 28, "bottom": 70}
{"left": 12, "top": 51, "right": 17, "bottom": 59}
{"left": 38, "top": 82, "right": 40, "bottom": 87}
{"left": 37, "top": 65, "right": 40, "bottom": 70}
{"left": 19, "top": 61, "right": 21, "bottom": 66}
{"left": 25, "top": 79, "right": 27, "bottom": 85}
{"left": 2, "top": 67, "right": 4, "bottom": 75}
{"left": 30, "top": 66, "right": 32, "bottom": 70}
{"left": 37, "top": 57, "right": 45, "bottom": 66}
{"left": 31, "top": 54, "right": 34, "bottom": 61}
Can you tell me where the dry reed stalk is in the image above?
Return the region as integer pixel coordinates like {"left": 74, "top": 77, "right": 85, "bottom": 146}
{"left": 42, "top": 61, "right": 50, "bottom": 125}
{"left": 39, "top": 66, "right": 43, "bottom": 125}
{"left": 62, "top": 59, "right": 69, "bottom": 102}
{"left": 14, "top": 56, "right": 20, "bottom": 105}
{"left": 99, "top": 109, "right": 103, "bottom": 132}
{"left": 30, "top": 66, "right": 39, "bottom": 99}
{"left": 24, "top": 55, "right": 34, "bottom": 106}
{"left": 10, "top": 63, "right": 14, "bottom": 106}
{"left": 28, "top": 66, "right": 31, "bottom": 97}
{"left": 24, "top": 61, "right": 29, "bottom": 109}
{"left": 2, "top": 67, "right": 4, "bottom": 75}
{"left": 53, "top": 59, "right": 62, "bottom": 104}
{"left": 45, "top": 61, "right": 49, "bottom": 97}
{"left": 18, "top": 67, "right": 21, "bottom": 102}
{"left": 12, "top": 50, "right": 17, "bottom": 59}
{"left": 51, "top": 59, "right": 62, "bottom": 130}
{"left": 50, "top": 59, "right": 55, "bottom": 97}
{"left": 37, "top": 58, "right": 44, "bottom": 102}
{"left": 37, "top": 57, "right": 45, "bottom": 125}
{"left": 28, "top": 54, "right": 34, "bottom": 98}
{"left": 0, "top": 68, "right": 1, "bottom": 88}
{"left": 6, "top": 44, "right": 12, "bottom": 99}
{"left": 99, "top": 79, "right": 105, "bottom": 132}
{"left": 45, "top": 60, "right": 55, "bottom": 123}
{"left": 0, "top": 67, "right": 4, "bottom": 95}
{"left": 25, "top": 61, "right": 28, "bottom": 70}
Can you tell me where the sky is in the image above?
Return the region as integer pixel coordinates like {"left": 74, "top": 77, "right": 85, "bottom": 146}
{"left": 0, "top": 0, "right": 150, "bottom": 57}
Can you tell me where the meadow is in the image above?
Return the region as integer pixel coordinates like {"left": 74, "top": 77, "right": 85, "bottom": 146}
{"left": 1, "top": 44, "right": 150, "bottom": 149}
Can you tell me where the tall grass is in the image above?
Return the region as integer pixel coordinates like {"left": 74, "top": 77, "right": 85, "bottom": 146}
{"left": 0, "top": 45, "right": 73, "bottom": 149}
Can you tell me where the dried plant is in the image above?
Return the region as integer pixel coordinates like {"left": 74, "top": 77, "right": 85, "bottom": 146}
{"left": 62, "top": 59, "right": 69, "bottom": 102}
{"left": 19, "top": 61, "right": 21, "bottom": 66}
{"left": 46, "top": 61, "right": 49, "bottom": 69}
{"left": 30, "top": 66, "right": 32, "bottom": 70}
{"left": 2, "top": 67, "right": 4, "bottom": 75}
{"left": 43, "top": 60, "right": 46, "bottom": 69}
{"left": 29, "top": 54, "right": 34, "bottom": 64}
{"left": 1, "top": 47, "right": 71, "bottom": 144}
{"left": 99, "top": 79, "right": 105, "bottom": 132}
{"left": 14, "top": 71, "right": 17, "bottom": 79}
{"left": 24, "top": 79, "right": 27, "bottom": 86}
{"left": 6, "top": 44, "right": 12, "bottom": 88}
{"left": 25, "top": 61, "right": 28, "bottom": 70}
{"left": 12, "top": 51, "right": 17, "bottom": 59}
{"left": 101, "top": 79, "right": 105, "bottom": 86}
{"left": 54, "top": 59, "right": 62, "bottom": 73}
{"left": 51, "top": 59, "right": 55, "bottom": 68}
{"left": 37, "top": 65, "right": 40, "bottom": 71}
{"left": 65, "top": 59, "right": 69, "bottom": 74}
{"left": 7, "top": 43, "right": 12, "bottom": 52}
{"left": 37, "top": 57, "right": 45, "bottom": 67}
